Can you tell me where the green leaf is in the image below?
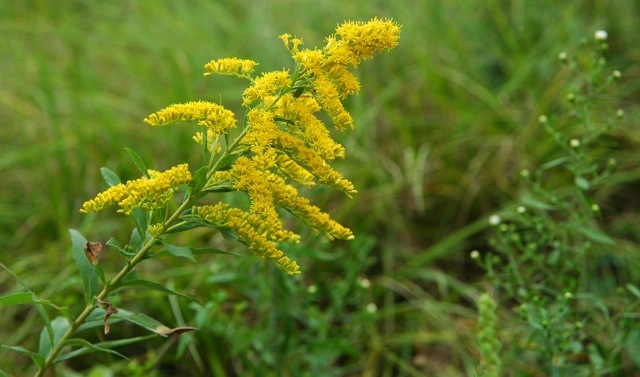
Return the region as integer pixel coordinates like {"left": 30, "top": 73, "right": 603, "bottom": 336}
{"left": 129, "top": 227, "right": 144, "bottom": 254}
{"left": 626, "top": 283, "right": 640, "bottom": 300}
{"left": 165, "top": 220, "right": 209, "bottom": 234}
{"left": 1, "top": 345, "right": 45, "bottom": 369}
{"left": 216, "top": 226, "right": 238, "bottom": 241}
{"left": 69, "top": 229, "right": 99, "bottom": 305}
{"left": 521, "top": 196, "right": 556, "bottom": 211}
{"left": 202, "top": 184, "right": 234, "bottom": 193}
{"left": 125, "top": 147, "right": 149, "bottom": 178}
{"left": 106, "top": 237, "right": 137, "bottom": 260}
{"left": 131, "top": 208, "right": 148, "bottom": 239}
{"left": 216, "top": 153, "right": 240, "bottom": 171}
{"left": 187, "top": 166, "right": 208, "bottom": 196}
{"left": 114, "top": 309, "right": 168, "bottom": 335}
{"left": 540, "top": 157, "right": 568, "bottom": 170}
{"left": 0, "top": 292, "right": 62, "bottom": 310}
{"left": 100, "top": 167, "right": 121, "bottom": 187}
{"left": 191, "top": 247, "right": 241, "bottom": 256}
{"left": 575, "top": 226, "right": 616, "bottom": 245}
{"left": 120, "top": 279, "right": 199, "bottom": 302}
{"left": 55, "top": 338, "right": 128, "bottom": 363}
{"left": 575, "top": 176, "right": 590, "bottom": 190}
{"left": 0, "top": 292, "right": 36, "bottom": 305}
{"left": 38, "top": 316, "right": 70, "bottom": 358}
{"left": 164, "top": 243, "right": 196, "bottom": 263}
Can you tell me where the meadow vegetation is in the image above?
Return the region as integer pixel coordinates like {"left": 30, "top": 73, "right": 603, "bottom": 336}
{"left": 1, "top": 1, "right": 639, "bottom": 376}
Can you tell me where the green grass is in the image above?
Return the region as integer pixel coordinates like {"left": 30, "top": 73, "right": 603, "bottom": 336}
{"left": 1, "top": 0, "right": 640, "bottom": 376}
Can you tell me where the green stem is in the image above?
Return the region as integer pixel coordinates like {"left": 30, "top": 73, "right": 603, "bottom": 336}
{"left": 35, "top": 198, "right": 195, "bottom": 376}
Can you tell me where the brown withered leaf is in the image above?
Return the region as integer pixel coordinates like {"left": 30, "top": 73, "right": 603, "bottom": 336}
{"left": 97, "top": 298, "right": 118, "bottom": 335}
{"left": 154, "top": 325, "right": 198, "bottom": 337}
{"left": 84, "top": 241, "right": 103, "bottom": 265}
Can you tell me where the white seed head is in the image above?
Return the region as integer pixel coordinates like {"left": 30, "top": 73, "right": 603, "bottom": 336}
{"left": 516, "top": 206, "right": 526, "bottom": 214}
{"left": 489, "top": 215, "right": 501, "bottom": 226}
{"left": 570, "top": 139, "right": 581, "bottom": 148}
{"left": 470, "top": 250, "right": 480, "bottom": 260}
{"left": 358, "top": 278, "right": 371, "bottom": 289}
{"left": 595, "top": 30, "right": 608, "bottom": 40}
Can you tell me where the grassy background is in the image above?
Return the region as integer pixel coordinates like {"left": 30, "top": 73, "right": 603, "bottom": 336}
{"left": 1, "top": 0, "right": 639, "bottom": 375}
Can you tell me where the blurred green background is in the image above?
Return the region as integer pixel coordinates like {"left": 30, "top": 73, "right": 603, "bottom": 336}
{"left": 1, "top": 0, "right": 639, "bottom": 375}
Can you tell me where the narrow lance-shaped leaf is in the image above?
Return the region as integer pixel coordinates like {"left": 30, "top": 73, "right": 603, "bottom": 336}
{"left": 100, "top": 167, "right": 121, "bottom": 187}
{"left": 55, "top": 338, "right": 128, "bottom": 364}
{"left": 120, "top": 279, "right": 200, "bottom": 303}
{"left": 38, "top": 316, "right": 71, "bottom": 358}
{"left": 131, "top": 208, "right": 148, "bottom": 240}
{"left": 125, "top": 147, "right": 150, "bottom": 178}
{"left": 187, "top": 166, "right": 208, "bottom": 197}
{"left": 69, "top": 229, "right": 99, "bottom": 306}
{"left": 164, "top": 242, "right": 197, "bottom": 263}
{"left": 0, "top": 345, "right": 45, "bottom": 369}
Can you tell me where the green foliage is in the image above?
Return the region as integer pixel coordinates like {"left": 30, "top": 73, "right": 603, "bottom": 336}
{"left": 473, "top": 32, "right": 640, "bottom": 375}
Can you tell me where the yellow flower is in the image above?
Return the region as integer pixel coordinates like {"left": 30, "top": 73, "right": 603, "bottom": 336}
{"left": 333, "top": 18, "right": 401, "bottom": 63}
{"left": 279, "top": 33, "right": 304, "bottom": 52}
{"left": 275, "top": 154, "right": 315, "bottom": 187}
{"left": 144, "top": 101, "right": 237, "bottom": 135}
{"left": 196, "top": 203, "right": 301, "bottom": 275}
{"left": 242, "top": 70, "right": 290, "bottom": 107}
{"left": 81, "top": 164, "right": 192, "bottom": 215}
{"left": 275, "top": 131, "right": 356, "bottom": 196}
{"left": 274, "top": 94, "right": 346, "bottom": 160}
{"left": 268, "top": 174, "right": 354, "bottom": 240}
{"left": 312, "top": 71, "right": 353, "bottom": 130}
{"left": 203, "top": 58, "right": 258, "bottom": 76}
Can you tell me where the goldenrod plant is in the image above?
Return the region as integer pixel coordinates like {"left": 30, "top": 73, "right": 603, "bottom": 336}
{"left": 1, "top": 18, "right": 400, "bottom": 376}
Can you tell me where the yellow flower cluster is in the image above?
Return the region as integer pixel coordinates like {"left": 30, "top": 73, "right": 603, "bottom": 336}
{"left": 334, "top": 18, "right": 401, "bottom": 62}
{"left": 203, "top": 58, "right": 258, "bottom": 77}
{"left": 242, "top": 70, "right": 290, "bottom": 107}
{"left": 287, "top": 18, "right": 401, "bottom": 129}
{"left": 80, "top": 164, "right": 192, "bottom": 215}
{"left": 196, "top": 203, "right": 301, "bottom": 275}
{"left": 143, "top": 101, "right": 237, "bottom": 135}
{"left": 190, "top": 19, "right": 399, "bottom": 271}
